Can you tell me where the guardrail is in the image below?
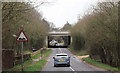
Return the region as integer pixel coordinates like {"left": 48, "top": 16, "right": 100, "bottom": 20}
{"left": 32, "top": 48, "right": 43, "bottom": 56}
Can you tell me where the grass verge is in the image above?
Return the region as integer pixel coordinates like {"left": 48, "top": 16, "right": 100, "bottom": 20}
{"left": 68, "top": 48, "right": 88, "bottom": 56}
{"left": 24, "top": 59, "right": 46, "bottom": 71}
{"left": 24, "top": 49, "right": 52, "bottom": 71}
{"left": 7, "top": 49, "right": 51, "bottom": 71}
{"left": 31, "top": 53, "right": 42, "bottom": 59}
{"left": 44, "top": 49, "right": 52, "bottom": 59}
{"left": 82, "top": 57, "right": 119, "bottom": 71}
{"left": 7, "top": 59, "right": 32, "bottom": 71}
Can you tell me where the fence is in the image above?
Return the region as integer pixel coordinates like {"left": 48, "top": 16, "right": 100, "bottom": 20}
{"left": 32, "top": 48, "right": 43, "bottom": 56}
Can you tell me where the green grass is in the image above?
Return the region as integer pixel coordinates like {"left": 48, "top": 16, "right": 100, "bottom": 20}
{"left": 31, "top": 49, "right": 52, "bottom": 59}
{"left": 24, "top": 49, "right": 52, "bottom": 71}
{"left": 6, "top": 49, "right": 52, "bottom": 71}
{"left": 24, "top": 59, "right": 47, "bottom": 71}
{"left": 31, "top": 53, "right": 42, "bottom": 59}
{"left": 44, "top": 49, "right": 52, "bottom": 59}
{"left": 82, "top": 57, "right": 120, "bottom": 71}
{"left": 68, "top": 48, "right": 88, "bottom": 56}
{"left": 7, "top": 59, "right": 32, "bottom": 71}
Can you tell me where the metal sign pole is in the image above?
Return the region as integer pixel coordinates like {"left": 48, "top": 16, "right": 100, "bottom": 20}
{"left": 21, "top": 42, "right": 23, "bottom": 72}
{"left": 16, "top": 30, "right": 28, "bottom": 72}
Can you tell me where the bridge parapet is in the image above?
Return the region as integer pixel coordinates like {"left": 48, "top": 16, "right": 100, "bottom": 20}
{"left": 48, "top": 31, "right": 70, "bottom": 36}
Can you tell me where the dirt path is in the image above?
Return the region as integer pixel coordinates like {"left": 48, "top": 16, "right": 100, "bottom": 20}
{"left": 77, "top": 55, "right": 89, "bottom": 60}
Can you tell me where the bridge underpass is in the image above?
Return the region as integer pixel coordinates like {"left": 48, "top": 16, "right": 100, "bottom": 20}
{"left": 46, "top": 32, "right": 72, "bottom": 48}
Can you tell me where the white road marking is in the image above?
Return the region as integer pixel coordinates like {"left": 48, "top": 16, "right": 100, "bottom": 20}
{"left": 70, "top": 67, "right": 75, "bottom": 71}
{"left": 70, "top": 67, "right": 76, "bottom": 73}
{"left": 59, "top": 48, "right": 62, "bottom": 53}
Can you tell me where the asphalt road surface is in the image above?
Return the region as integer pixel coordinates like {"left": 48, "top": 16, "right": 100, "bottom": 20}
{"left": 42, "top": 48, "right": 104, "bottom": 71}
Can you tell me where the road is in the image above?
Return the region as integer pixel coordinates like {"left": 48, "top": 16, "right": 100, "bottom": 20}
{"left": 42, "top": 48, "right": 103, "bottom": 71}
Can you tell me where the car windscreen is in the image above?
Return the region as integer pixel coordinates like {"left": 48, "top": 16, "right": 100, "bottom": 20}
{"left": 56, "top": 55, "right": 68, "bottom": 58}
{"left": 57, "top": 55, "right": 67, "bottom": 56}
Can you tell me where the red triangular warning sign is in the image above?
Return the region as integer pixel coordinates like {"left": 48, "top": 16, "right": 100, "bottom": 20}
{"left": 16, "top": 30, "right": 28, "bottom": 42}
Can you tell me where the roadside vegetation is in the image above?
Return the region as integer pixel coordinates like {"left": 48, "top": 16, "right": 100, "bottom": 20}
{"left": 31, "top": 50, "right": 44, "bottom": 59}
{"left": 24, "top": 60, "right": 46, "bottom": 71}
{"left": 7, "top": 49, "right": 52, "bottom": 71}
{"left": 68, "top": 48, "right": 88, "bottom": 56}
{"left": 7, "top": 59, "right": 32, "bottom": 71}
{"left": 70, "top": 1, "right": 119, "bottom": 70}
{"left": 2, "top": 2, "right": 52, "bottom": 70}
{"left": 31, "top": 53, "right": 42, "bottom": 59}
{"left": 2, "top": 2, "right": 50, "bottom": 56}
{"left": 82, "top": 57, "right": 119, "bottom": 71}
{"left": 24, "top": 49, "right": 52, "bottom": 71}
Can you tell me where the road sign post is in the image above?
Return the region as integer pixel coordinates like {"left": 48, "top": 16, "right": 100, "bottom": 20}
{"left": 21, "top": 42, "right": 23, "bottom": 72}
{"left": 16, "top": 30, "right": 28, "bottom": 72}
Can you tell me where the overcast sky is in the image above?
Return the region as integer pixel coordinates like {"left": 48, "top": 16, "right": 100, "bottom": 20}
{"left": 32, "top": 0, "right": 98, "bottom": 28}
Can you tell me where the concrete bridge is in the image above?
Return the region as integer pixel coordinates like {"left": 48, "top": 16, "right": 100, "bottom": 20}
{"left": 46, "top": 31, "right": 72, "bottom": 48}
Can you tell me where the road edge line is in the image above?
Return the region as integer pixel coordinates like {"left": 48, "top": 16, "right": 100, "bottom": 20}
{"left": 69, "top": 67, "right": 75, "bottom": 71}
